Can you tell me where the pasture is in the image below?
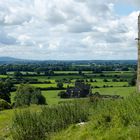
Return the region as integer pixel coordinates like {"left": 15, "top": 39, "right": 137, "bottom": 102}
{"left": 0, "top": 69, "right": 137, "bottom": 139}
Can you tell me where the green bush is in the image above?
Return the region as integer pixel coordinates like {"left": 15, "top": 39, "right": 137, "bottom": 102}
{"left": 14, "top": 84, "right": 46, "bottom": 107}
{"left": 0, "top": 99, "right": 11, "bottom": 110}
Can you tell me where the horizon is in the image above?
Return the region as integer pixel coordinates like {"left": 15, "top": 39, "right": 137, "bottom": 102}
{"left": 0, "top": 56, "right": 137, "bottom": 61}
{"left": 0, "top": 0, "right": 140, "bottom": 60}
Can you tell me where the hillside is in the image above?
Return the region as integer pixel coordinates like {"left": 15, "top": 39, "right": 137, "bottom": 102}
{"left": 0, "top": 57, "right": 23, "bottom": 61}
{"left": 51, "top": 94, "right": 140, "bottom": 140}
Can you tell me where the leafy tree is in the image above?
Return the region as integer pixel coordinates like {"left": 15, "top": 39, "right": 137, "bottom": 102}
{"left": 78, "top": 70, "right": 82, "bottom": 75}
{"left": 0, "top": 81, "right": 13, "bottom": 103}
{"left": 57, "top": 82, "right": 64, "bottom": 89}
{"left": 13, "top": 71, "right": 23, "bottom": 78}
{"left": 112, "top": 78, "right": 118, "bottom": 82}
{"left": 128, "top": 72, "right": 136, "bottom": 86}
{"left": 14, "top": 84, "right": 46, "bottom": 107}
{"left": 44, "top": 70, "right": 54, "bottom": 76}
{"left": 90, "top": 79, "right": 93, "bottom": 82}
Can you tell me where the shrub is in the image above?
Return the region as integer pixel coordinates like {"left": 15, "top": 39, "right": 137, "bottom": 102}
{"left": 58, "top": 91, "right": 70, "bottom": 98}
{"left": 0, "top": 99, "right": 11, "bottom": 110}
{"left": 103, "top": 79, "right": 109, "bottom": 82}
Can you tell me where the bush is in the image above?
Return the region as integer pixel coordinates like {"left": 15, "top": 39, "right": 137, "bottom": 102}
{"left": 14, "top": 84, "right": 46, "bottom": 107}
{"left": 103, "top": 79, "right": 109, "bottom": 82}
{"left": 0, "top": 99, "right": 11, "bottom": 110}
{"left": 58, "top": 91, "right": 70, "bottom": 98}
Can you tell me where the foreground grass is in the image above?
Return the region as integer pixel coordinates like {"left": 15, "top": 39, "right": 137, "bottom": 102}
{"left": 3, "top": 85, "right": 136, "bottom": 140}
{"left": 51, "top": 93, "right": 140, "bottom": 140}
{"left": 0, "top": 105, "right": 42, "bottom": 139}
{"left": 11, "top": 100, "right": 89, "bottom": 140}
{"left": 0, "top": 109, "right": 13, "bottom": 138}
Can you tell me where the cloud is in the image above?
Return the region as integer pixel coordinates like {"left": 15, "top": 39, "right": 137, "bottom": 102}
{"left": 0, "top": 27, "right": 16, "bottom": 45}
{"left": 0, "top": 0, "right": 139, "bottom": 60}
{"left": 124, "top": 0, "right": 140, "bottom": 7}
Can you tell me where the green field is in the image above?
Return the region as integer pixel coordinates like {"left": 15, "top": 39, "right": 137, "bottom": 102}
{"left": 93, "top": 87, "right": 136, "bottom": 97}
{"left": 0, "top": 70, "right": 137, "bottom": 139}
{"left": 0, "top": 75, "right": 7, "bottom": 78}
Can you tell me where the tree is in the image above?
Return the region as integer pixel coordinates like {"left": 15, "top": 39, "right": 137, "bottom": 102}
{"left": 57, "top": 82, "right": 64, "bottom": 89}
{"left": 0, "top": 81, "right": 13, "bottom": 103}
{"left": 13, "top": 71, "right": 23, "bottom": 78}
{"left": 128, "top": 72, "right": 136, "bottom": 86}
{"left": 78, "top": 70, "right": 82, "bottom": 75}
{"left": 14, "top": 84, "right": 46, "bottom": 107}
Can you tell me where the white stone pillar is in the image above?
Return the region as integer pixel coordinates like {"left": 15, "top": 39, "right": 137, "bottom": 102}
{"left": 137, "top": 14, "right": 140, "bottom": 92}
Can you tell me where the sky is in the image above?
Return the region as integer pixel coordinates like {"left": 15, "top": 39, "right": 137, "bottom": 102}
{"left": 0, "top": 0, "right": 140, "bottom": 60}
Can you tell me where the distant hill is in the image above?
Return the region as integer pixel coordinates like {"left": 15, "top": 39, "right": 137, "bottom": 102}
{"left": 0, "top": 56, "right": 137, "bottom": 64}
{"left": 0, "top": 57, "right": 23, "bottom": 62}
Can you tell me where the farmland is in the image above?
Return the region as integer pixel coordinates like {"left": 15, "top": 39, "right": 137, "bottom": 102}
{"left": 0, "top": 60, "right": 138, "bottom": 139}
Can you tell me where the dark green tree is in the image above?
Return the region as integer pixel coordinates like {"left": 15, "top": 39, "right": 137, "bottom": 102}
{"left": 57, "top": 82, "right": 64, "bottom": 89}
{"left": 13, "top": 71, "right": 23, "bottom": 78}
{"left": 0, "top": 81, "right": 13, "bottom": 103}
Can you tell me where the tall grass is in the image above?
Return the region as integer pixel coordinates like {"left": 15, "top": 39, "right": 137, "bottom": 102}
{"left": 51, "top": 94, "right": 140, "bottom": 140}
{"left": 11, "top": 94, "right": 140, "bottom": 140}
{"left": 11, "top": 100, "right": 89, "bottom": 140}
{"left": 88, "top": 93, "right": 140, "bottom": 139}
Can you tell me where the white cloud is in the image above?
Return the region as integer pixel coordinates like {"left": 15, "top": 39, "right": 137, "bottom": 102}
{"left": 0, "top": 0, "right": 139, "bottom": 60}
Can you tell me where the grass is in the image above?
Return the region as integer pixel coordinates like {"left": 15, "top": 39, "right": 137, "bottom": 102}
{"left": 0, "top": 105, "right": 42, "bottom": 139}
{"left": 51, "top": 93, "right": 140, "bottom": 140}
{"left": 11, "top": 86, "right": 135, "bottom": 106}
{"left": 90, "top": 81, "right": 128, "bottom": 87}
{"left": 42, "top": 90, "right": 65, "bottom": 105}
{"left": 11, "top": 100, "right": 89, "bottom": 140}
{"left": 2, "top": 85, "right": 137, "bottom": 139}
{"left": 93, "top": 87, "right": 136, "bottom": 97}
{"left": 0, "top": 75, "right": 7, "bottom": 78}
{"left": 11, "top": 85, "right": 135, "bottom": 105}
{"left": 0, "top": 109, "right": 13, "bottom": 138}
{"left": 0, "top": 70, "right": 136, "bottom": 139}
